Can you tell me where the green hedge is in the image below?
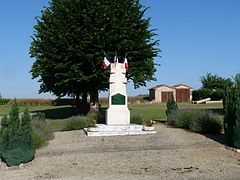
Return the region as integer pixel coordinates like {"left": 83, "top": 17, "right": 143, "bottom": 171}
{"left": 192, "top": 89, "right": 225, "bottom": 101}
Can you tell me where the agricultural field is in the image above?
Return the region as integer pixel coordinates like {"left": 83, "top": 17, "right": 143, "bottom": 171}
{"left": 0, "top": 102, "right": 223, "bottom": 131}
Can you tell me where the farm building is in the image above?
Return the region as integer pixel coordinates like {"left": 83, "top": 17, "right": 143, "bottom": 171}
{"left": 148, "top": 84, "right": 193, "bottom": 103}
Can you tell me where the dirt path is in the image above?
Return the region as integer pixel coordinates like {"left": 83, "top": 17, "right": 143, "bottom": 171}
{"left": 1, "top": 123, "right": 240, "bottom": 179}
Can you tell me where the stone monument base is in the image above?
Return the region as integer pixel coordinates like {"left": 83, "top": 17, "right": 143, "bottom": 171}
{"left": 84, "top": 124, "right": 156, "bottom": 137}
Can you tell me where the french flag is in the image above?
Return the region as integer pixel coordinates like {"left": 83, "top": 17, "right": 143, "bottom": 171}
{"left": 123, "top": 57, "right": 128, "bottom": 70}
{"left": 103, "top": 56, "right": 110, "bottom": 70}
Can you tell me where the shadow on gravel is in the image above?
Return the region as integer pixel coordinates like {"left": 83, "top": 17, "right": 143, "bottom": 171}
{"left": 32, "top": 107, "right": 78, "bottom": 119}
{"left": 204, "top": 133, "right": 226, "bottom": 146}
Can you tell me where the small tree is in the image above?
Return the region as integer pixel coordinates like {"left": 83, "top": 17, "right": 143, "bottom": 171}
{"left": 166, "top": 96, "right": 178, "bottom": 116}
{"left": 233, "top": 85, "right": 240, "bottom": 148}
{"left": 0, "top": 116, "right": 9, "bottom": 151}
{"left": 224, "top": 86, "right": 236, "bottom": 146}
{"left": 224, "top": 85, "right": 240, "bottom": 148}
{"left": 19, "top": 108, "right": 34, "bottom": 148}
{"left": 0, "top": 101, "right": 35, "bottom": 166}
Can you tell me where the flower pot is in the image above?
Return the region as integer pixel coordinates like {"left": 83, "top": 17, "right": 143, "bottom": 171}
{"left": 143, "top": 126, "right": 155, "bottom": 131}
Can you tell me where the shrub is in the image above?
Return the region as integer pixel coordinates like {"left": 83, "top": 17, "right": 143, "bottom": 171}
{"left": 31, "top": 113, "right": 54, "bottom": 148}
{"left": 61, "top": 116, "right": 88, "bottom": 131}
{"left": 168, "top": 109, "right": 223, "bottom": 134}
{"left": 224, "top": 86, "right": 240, "bottom": 148}
{"left": 130, "top": 113, "right": 146, "bottom": 125}
{"left": 233, "top": 89, "right": 240, "bottom": 148}
{"left": 85, "top": 113, "right": 97, "bottom": 128}
{"left": 201, "top": 114, "right": 223, "bottom": 134}
{"left": 0, "top": 100, "right": 35, "bottom": 166}
{"left": 169, "top": 109, "right": 198, "bottom": 129}
{"left": 1, "top": 147, "right": 35, "bottom": 167}
{"left": 166, "top": 97, "right": 178, "bottom": 116}
{"left": 189, "top": 111, "right": 222, "bottom": 134}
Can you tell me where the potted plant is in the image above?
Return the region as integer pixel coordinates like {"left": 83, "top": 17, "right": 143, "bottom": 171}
{"left": 142, "top": 119, "right": 155, "bottom": 131}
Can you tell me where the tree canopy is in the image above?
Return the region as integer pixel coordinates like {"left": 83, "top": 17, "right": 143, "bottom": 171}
{"left": 200, "top": 73, "right": 233, "bottom": 90}
{"left": 30, "top": 0, "right": 159, "bottom": 103}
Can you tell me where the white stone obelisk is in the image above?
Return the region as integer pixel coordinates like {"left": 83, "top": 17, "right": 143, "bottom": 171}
{"left": 106, "top": 63, "right": 130, "bottom": 125}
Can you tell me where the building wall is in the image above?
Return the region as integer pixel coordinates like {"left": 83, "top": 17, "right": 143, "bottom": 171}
{"left": 155, "top": 86, "right": 175, "bottom": 103}
{"left": 149, "top": 89, "right": 155, "bottom": 101}
{"left": 149, "top": 85, "right": 192, "bottom": 103}
{"left": 176, "top": 89, "right": 190, "bottom": 102}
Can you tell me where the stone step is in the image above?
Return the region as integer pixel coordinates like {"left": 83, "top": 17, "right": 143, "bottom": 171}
{"left": 85, "top": 130, "right": 156, "bottom": 137}
{"left": 95, "top": 124, "right": 143, "bottom": 132}
{"left": 84, "top": 124, "right": 156, "bottom": 137}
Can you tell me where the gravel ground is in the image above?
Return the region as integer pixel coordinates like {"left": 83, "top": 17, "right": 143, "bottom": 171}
{"left": 0, "top": 123, "right": 240, "bottom": 180}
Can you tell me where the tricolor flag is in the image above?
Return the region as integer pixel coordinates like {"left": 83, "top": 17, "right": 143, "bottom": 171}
{"left": 103, "top": 56, "right": 110, "bottom": 70}
{"left": 123, "top": 57, "right": 128, "bottom": 70}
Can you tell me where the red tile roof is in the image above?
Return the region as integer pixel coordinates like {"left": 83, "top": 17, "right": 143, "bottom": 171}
{"left": 148, "top": 84, "right": 192, "bottom": 90}
{"left": 148, "top": 84, "right": 175, "bottom": 90}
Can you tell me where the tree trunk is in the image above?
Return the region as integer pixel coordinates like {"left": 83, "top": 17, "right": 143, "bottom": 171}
{"left": 90, "top": 89, "right": 99, "bottom": 112}
{"left": 75, "top": 93, "right": 81, "bottom": 114}
{"left": 82, "top": 91, "right": 88, "bottom": 105}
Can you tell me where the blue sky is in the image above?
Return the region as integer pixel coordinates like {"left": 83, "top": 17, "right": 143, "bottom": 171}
{"left": 0, "top": 0, "right": 240, "bottom": 98}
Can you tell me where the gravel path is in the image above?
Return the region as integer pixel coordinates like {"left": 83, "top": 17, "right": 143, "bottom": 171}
{"left": 0, "top": 123, "right": 240, "bottom": 179}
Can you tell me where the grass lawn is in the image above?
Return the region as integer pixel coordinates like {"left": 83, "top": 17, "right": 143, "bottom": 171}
{"left": 129, "top": 102, "right": 223, "bottom": 121}
{"left": 0, "top": 102, "right": 223, "bottom": 132}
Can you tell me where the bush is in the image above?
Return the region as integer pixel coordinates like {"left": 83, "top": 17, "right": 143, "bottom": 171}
{"left": 0, "top": 100, "right": 35, "bottom": 166}
{"left": 61, "top": 116, "right": 88, "bottom": 131}
{"left": 130, "top": 113, "right": 146, "bottom": 125}
{"left": 166, "top": 97, "right": 178, "bottom": 116}
{"left": 167, "top": 109, "right": 198, "bottom": 129}
{"left": 167, "top": 109, "right": 223, "bottom": 134}
{"left": 1, "top": 147, "right": 35, "bottom": 167}
{"left": 189, "top": 111, "right": 222, "bottom": 134}
{"left": 31, "top": 113, "right": 54, "bottom": 149}
{"left": 224, "top": 86, "right": 240, "bottom": 148}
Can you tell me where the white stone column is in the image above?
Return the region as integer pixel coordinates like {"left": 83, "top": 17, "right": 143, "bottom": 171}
{"left": 106, "top": 63, "right": 130, "bottom": 125}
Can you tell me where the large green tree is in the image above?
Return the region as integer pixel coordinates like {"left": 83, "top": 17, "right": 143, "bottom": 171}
{"left": 200, "top": 73, "right": 233, "bottom": 90}
{"left": 30, "top": 0, "right": 159, "bottom": 108}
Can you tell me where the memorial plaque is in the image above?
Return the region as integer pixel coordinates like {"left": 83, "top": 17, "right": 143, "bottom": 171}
{"left": 112, "top": 93, "right": 125, "bottom": 105}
